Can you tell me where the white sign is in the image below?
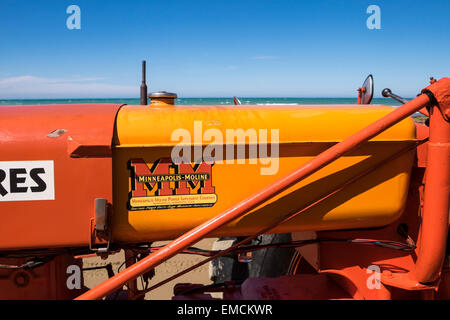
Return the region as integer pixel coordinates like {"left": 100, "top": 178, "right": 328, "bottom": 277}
{"left": 0, "top": 161, "right": 55, "bottom": 202}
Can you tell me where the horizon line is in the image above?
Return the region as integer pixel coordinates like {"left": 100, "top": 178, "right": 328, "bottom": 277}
{"left": 0, "top": 96, "right": 405, "bottom": 100}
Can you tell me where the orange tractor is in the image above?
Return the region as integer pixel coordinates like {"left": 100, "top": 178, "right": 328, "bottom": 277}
{"left": 0, "top": 66, "right": 449, "bottom": 300}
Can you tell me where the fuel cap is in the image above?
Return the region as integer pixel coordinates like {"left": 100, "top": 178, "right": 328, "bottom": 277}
{"left": 148, "top": 91, "right": 178, "bottom": 99}
{"left": 148, "top": 91, "right": 178, "bottom": 106}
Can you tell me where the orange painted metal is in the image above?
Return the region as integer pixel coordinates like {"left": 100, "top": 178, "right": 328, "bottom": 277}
{"left": 225, "top": 274, "right": 353, "bottom": 300}
{"left": 176, "top": 142, "right": 430, "bottom": 300}
{"left": 377, "top": 79, "right": 450, "bottom": 290}
{"left": 0, "top": 78, "right": 446, "bottom": 300}
{"left": 167, "top": 127, "right": 433, "bottom": 300}
{"left": 112, "top": 104, "right": 416, "bottom": 242}
{"left": 419, "top": 108, "right": 430, "bottom": 117}
{"left": 130, "top": 138, "right": 426, "bottom": 300}
{"left": 425, "top": 78, "right": 450, "bottom": 121}
{"left": 317, "top": 79, "right": 450, "bottom": 298}
{"left": 0, "top": 255, "right": 83, "bottom": 299}
{"left": 411, "top": 81, "right": 450, "bottom": 284}
{"left": 0, "top": 104, "right": 122, "bottom": 250}
{"left": 357, "top": 87, "right": 365, "bottom": 104}
{"left": 75, "top": 94, "right": 431, "bottom": 300}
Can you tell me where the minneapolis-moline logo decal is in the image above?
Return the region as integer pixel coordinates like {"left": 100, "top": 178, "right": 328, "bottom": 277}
{"left": 128, "top": 158, "right": 217, "bottom": 211}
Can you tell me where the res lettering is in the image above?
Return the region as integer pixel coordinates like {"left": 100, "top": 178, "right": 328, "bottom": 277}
{"left": 0, "top": 168, "right": 47, "bottom": 196}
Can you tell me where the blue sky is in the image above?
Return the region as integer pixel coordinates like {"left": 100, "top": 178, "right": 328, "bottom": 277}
{"left": 0, "top": 0, "right": 449, "bottom": 98}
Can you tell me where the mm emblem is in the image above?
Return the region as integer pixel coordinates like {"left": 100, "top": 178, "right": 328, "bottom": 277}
{"left": 128, "top": 158, "right": 217, "bottom": 210}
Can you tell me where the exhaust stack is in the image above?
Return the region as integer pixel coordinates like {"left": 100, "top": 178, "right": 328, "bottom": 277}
{"left": 140, "top": 60, "right": 148, "bottom": 105}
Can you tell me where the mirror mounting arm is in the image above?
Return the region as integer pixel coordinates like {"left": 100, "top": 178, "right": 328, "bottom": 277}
{"left": 357, "top": 87, "right": 366, "bottom": 104}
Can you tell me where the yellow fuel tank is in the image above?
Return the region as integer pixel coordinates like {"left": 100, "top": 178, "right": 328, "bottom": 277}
{"left": 111, "top": 105, "right": 416, "bottom": 243}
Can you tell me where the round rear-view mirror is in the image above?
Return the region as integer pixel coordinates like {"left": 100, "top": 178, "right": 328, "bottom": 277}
{"left": 361, "top": 74, "right": 374, "bottom": 104}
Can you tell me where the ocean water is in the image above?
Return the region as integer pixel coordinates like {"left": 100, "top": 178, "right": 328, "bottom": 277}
{"left": 0, "top": 97, "right": 403, "bottom": 106}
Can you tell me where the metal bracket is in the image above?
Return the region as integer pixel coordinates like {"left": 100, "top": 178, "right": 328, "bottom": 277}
{"left": 89, "top": 198, "right": 111, "bottom": 253}
{"left": 94, "top": 198, "right": 108, "bottom": 232}
{"left": 421, "top": 78, "right": 450, "bottom": 122}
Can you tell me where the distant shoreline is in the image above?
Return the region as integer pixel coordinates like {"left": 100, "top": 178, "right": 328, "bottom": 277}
{"left": 0, "top": 97, "right": 412, "bottom": 101}
{"left": 0, "top": 97, "right": 404, "bottom": 106}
